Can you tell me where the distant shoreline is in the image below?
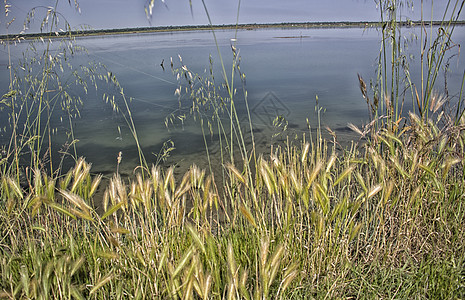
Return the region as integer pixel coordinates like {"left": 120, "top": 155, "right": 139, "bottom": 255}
{"left": 2, "top": 20, "right": 465, "bottom": 41}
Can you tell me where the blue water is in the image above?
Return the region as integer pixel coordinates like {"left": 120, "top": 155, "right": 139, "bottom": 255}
{"left": 1, "top": 27, "right": 464, "bottom": 175}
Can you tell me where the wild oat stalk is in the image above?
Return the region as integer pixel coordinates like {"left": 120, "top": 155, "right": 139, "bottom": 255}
{"left": 372, "top": 0, "right": 464, "bottom": 128}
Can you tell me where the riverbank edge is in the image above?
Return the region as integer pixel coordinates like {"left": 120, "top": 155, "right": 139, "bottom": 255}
{"left": 2, "top": 20, "right": 465, "bottom": 41}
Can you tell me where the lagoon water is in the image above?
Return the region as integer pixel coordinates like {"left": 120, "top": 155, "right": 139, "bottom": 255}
{"left": 1, "top": 27, "right": 465, "bottom": 176}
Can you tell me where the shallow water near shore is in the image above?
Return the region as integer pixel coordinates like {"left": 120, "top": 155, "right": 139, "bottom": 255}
{"left": 1, "top": 26, "right": 465, "bottom": 177}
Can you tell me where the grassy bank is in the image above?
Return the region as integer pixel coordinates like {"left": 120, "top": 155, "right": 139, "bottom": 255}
{"left": 1, "top": 111, "right": 464, "bottom": 298}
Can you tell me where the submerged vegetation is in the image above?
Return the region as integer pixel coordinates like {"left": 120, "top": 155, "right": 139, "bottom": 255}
{"left": 1, "top": 0, "right": 465, "bottom": 298}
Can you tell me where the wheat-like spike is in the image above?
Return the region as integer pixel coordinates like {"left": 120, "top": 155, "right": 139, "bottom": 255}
{"left": 129, "top": 182, "right": 138, "bottom": 209}
{"left": 430, "top": 90, "right": 448, "bottom": 113}
{"left": 227, "top": 242, "right": 238, "bottom": 282}
{"left": 226, "top": 163, "right": 245, "bottom": 184}
{"left": 139, "top": 177, "right": 153, "bottom": 209}
{"left": 89, "top": 174, "right": 102, "bottom": 198}
{"left": 347, "top": 123, "right": 364, "bottom": 136}
{"left": 349, "top": 223, "right": 362, "bottom": 242}
{"left": 442, "top": 157, "right": 461, "bottom": 179}
{"left": 239, "top": 271, "right": 251, "bottom": 300}
{"left": 279, "top": 267, "right": 298, "bottom": 296}
{"left": 157, "top": 246, "right": 169, "bottom": 273}
{"left": 268, "top": 244, "right": 285, "bottom": 289}
{"left": 89, "top": 271, "right": 114, "bottom": 295}
{"left": 183, "top": 275, "right": 194, "bottom": 300}
{"left": 60, "top": 169, "right": 74, "bottom": 190}
{"left": 289, "top": 168, "right": 301, "bottom": 194}
{"left": 203, "top": 273, "right": 212, "bottom": 300}
{"left": 239, "top": 204, "right": 257, "bottom": 229}
{"left": 227, "top": 282, "right": 235, "bottom": 300}
{"left": 71, "top": 162, "right": 91, "bottom": 193}
{"left": 33, "top": 168, "right": 43, "bottom": 196}
{"left": 151, "top": 165, "right": 161, "bottom": 195}
{"left": 301, "top": 142, "right": 310, "bottom": 164}
{"left": 187, "top": 224, "right": 206, "bottom": 254}
{"left": 114, "top": 174, "right": 128, "bottom": 207}
{"left": 172, "top": 246, "right": 194, "bottom": 278}
{"left": 60, "top": 189, "right": 91, "bottom": 212}
{"left": 6, "top": 176, "right": 23, "bottom": 200}
{"left": 174, "top": 180, "right": 191, "bottom": 200}
{"left": 383, "top": 180, "right": 395, "bottom": 204}
{"left": 333, "top": 165, "right": 355, "bottom": 186}
{"left": 306, "top": 162, "right": 322, "bottom": 189}
{"left": 260, "top": 236, "right": 270, "bottom": 271}
{"left": 262, "top": 158, "right": 277, "bottom": 193}
{"left": 367, "top": 184, "right": 383, "bottom": 200}
{"left": 73, "top": 157, "right": 85, "bottom": 179}
{"left": 164, "top": 166, "right": 175, "bottom": 193}
{"left": 102, "top": 190, "right": 109, "bottom": 212}
{"left": 325, "top": 154, "right": 337, "bottom": 173}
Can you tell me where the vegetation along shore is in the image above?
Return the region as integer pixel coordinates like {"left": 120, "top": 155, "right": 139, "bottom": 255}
{"left": 2, "top": 20, "right": 465, "bottom": 41}
{"left": 1, "top": 0, "right": 465, "bottom": 298}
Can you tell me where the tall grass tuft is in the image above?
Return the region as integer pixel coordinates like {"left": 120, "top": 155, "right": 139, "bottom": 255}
{"left": 2, "top": 107, "right": 463, "bottom": 297}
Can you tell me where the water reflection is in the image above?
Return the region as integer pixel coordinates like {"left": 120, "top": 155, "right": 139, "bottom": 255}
{"left": 1, "top": 27, "right": 464, "bottom": 175}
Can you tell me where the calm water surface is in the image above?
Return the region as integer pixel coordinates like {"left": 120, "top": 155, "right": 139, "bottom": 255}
{"left": 1, "top": 27, "right": 464, "bottom": 176}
